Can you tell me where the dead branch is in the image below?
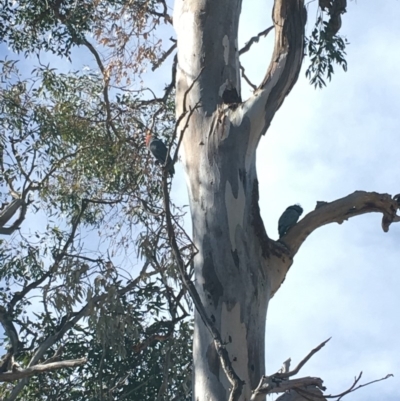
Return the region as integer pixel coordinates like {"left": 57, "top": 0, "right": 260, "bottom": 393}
{"left": 276, "top": 387, "right": 326, "bottom": 401}
{"left": 240, "top": 64, "right": 257, "bottom": 91}
{"left": 251, "top": 337, "right": 393, "bottom": 401}
{"left": 162, "top": 53, "right": 178, "bottom": 103}
{"left": 276, "top": 338, "right": 331, "bottom": 379}
{"left": 152, "top": 41, "right": 177, "bottom": 71}
{"left": 324, "top": 372, "right": 393, "bottom": 400}
{"left": 239, "top": 26, "right": 274, "bottom": 55}
{"left": 251, "top": 339, "right": 329, "bottom": 400}
{"left": 251, "top": 376, "right": 325, "bottom": 401}
{"left": 281, "top": 191, "right": 400, "bottom": 256}
{"left": 0, "top": 358, "right": 86, "bottom": 382}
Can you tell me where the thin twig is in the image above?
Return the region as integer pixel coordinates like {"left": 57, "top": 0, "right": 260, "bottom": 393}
{"left": 161, "top": 53, "right": 177, "bottom": 103}
{"left": 276, "top": 338, "right": 331, "bottom": 379}
{"left": 81, "top": 38, "right": 119, "bottom": 139}
{"left": 166, "top": 67, "right": 204, "bottom": 171}
{"left": 171, "top": 101, "right": 201, "bottom": 165}
{"left": 325, "top": 372, "right": 393, "bottom": 400}
{"left": 239, "top": 26, "right": 274, "bottom": 55}
{"left": 240, "top": 65, "right": 257, "bottom": 91}
{"left": 152, "top": 42, "right": 177, "bottom": 71}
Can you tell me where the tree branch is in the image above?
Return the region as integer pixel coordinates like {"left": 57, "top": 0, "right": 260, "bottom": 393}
{"left": 241, "top": 0, "right": 306, "bottom": 139}
{"left": 276, "top": 338, "right": 331, "bottom": 379}
{"left": 240, "top": 64, "right": 257, "bottom": 91}
{"left": 276, "top": 387, "right": 326, "bottom": 401}
{"left": 152, "top": 42, "right": 177, "bottom": 71}
{"left": 281, "top": 191, "right": 400, "bottom": 256}
{"left": 239, "top": 26, "right": 274, "bottom": 55}
{"left": 251, "top": 376, "right": 325, "bottom": 401}
{"left": 0, "top": 198, "right": 26, "bottom": 235}
{"left": 251, "top": 339, "right": 330, "bottom": 400}
{"left": 0, "top": 358, "right": 86, "bottom": 382}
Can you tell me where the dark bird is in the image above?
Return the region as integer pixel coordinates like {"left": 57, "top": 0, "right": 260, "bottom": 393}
{"left": 145, "top": 132, "right": 175, "bottom": 177}
{"left": 278, "top": 204, "right": 303, "bottom": 237}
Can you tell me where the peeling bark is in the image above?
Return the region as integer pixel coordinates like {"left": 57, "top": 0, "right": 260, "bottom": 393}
{"left": 172, "top": 0, "right": 399, "bottom": 399}
{"left": 174, "top": 1, "right": 307, "bottom": 399}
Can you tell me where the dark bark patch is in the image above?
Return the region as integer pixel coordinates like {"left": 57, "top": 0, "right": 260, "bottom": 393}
{"left": 222, "top": 87, "right": 242, "bottom": 105}
{"left": 238, "top": 168, "right": 246, "bottom": 189}
{"left": 231, "top": 249, "right": 240, "bottom": 269}
{"left": 251, "top": 178, "right": 270, "bottom": 257}
{"left": 202, "top": 240, "right": 224, "bottom": 306}
{"left": 206, "top": 342, "right": 220, "bottom": 379}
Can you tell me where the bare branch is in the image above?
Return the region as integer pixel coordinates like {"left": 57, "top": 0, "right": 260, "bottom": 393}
{"left": 0, "top": 358, "right": 86, "bottom": 382}
{"left": 324, "top": 372, "right": 393, "bottom": 400}
{"left": 281, "top": 191, "right": 400, "bottom": 256}
{"left": 240, "top": 64, "right": 257, "bottom": 91}
{"left": 162, "top": 53, "right": 177, "bottom": 103}
{"left": 277, "top": 338, "right": 331, "bottom": 379}
{"left": 251, "top": 339, "right": 330, "bottom": 400}
{"left": 239, "top": 26, "right": 274, "bottom": 55}
{"left": 251, "top": 376, "right": 325, "bottom": 401}
{"left": 152, "top": 41, "right": 177, "bottom": 71}
{"left": 251, "top": 337, "right": 393, "bottom": 401}
{"left": 276, "top": 387, "right": 326, "bottom": 401}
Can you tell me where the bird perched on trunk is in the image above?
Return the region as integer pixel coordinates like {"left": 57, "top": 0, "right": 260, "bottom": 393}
{"left": 145, "top": 132, "right": 175, "bottom": 177}
{"left": 278, "top": 204, "right": 303, "bottom": 237}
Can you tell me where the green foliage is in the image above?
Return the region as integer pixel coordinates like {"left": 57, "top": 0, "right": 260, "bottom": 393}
{"left": 1, "top": 294, "right": 192, "bottom": 400}
{"left": 305, "top": 16, "right": 348, "bottom": 88}
{"left": 0, "top": 56, "right": 192, "bottom": 396}
{"left": 0, "top": 1, "right": 191, "bottom": 398}
{"left": 0, "top": 0, "right": 159, "bottom": 58}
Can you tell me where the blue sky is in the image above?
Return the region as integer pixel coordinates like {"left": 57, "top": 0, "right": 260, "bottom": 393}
{"left": 1, "top": 1, "right": 400, "bottom": 399}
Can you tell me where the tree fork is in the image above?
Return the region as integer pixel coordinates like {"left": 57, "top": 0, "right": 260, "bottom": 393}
{"left": 174, "top": 0, "right": 307, "bottom": 400}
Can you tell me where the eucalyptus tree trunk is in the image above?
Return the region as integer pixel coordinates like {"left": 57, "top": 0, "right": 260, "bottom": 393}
{"left": 174, "top": 0, "right": 307, "bottom": 399}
